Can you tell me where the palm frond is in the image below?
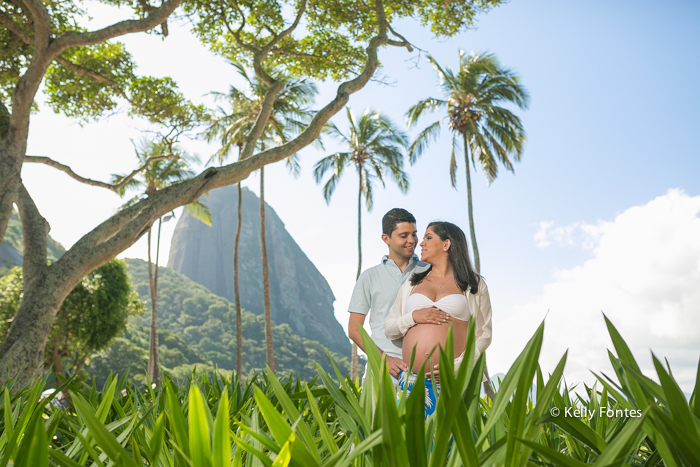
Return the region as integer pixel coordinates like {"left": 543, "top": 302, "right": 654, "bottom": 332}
{"left": 407, "top": 120, "right": 442, "bottom": 164}
{"left": 185, "top": 201, "right": 213, "bottom": 227}
{"left": 449, "top": 134, "right": 459, "bottom": 189}
{"left": 405, "top": 98, "right": 446, "bottom": 127}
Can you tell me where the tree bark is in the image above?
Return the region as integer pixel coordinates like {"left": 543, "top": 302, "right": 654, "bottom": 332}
{"left": 0, "top": 186, "right": 62, "bottom": 387}
{"left": 234, "top": 182, "right": 244, "bottom": 377}
{"left": 463, "top": 133, "right": 480, "bottom": 274}
{"left": 146, "top": 220, "right": 161, "bottom": 385}
{"left": 51, "top": 332, "right": 66, "bottom": 381}
{"left": 350, "top": 169, "right": 363, "bottom": 382}
{"left": 259, "top": 166, "right": 275, "bottom": 372}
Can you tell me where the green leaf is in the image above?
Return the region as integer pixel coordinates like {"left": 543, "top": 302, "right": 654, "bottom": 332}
{"left": 272, "top": 433, "right": 295, "bottom": 467}
{"left": 266, "top": 366, "right": 321, "bottom": 462}
{"left": 149, "top": 413, "right": 166, "bottom": 467}
{"left": 70, "top": 392, "right": 139, "bottom": 467}
{"left": 254, "top": 388, "right": 319, "bottom": 467}
{"left": 591, "top": 408, "right": 646, "bottom": 467}
{"left": 213, "top": 391, "right": 231, "bottom": 467}
{"left": 189, "top": 385, "right": 213, "bottom": 467}
{"left": 518, "top": 439, "right": 588, "bottom": 467}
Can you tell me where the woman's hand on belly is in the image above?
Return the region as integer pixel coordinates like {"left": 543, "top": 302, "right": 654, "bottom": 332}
{"left": 412, "top": 307, "right": 452, "bottom": 325}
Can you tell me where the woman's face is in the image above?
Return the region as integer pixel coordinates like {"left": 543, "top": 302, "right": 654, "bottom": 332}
{"left": 419, "top": 227, "right": 449, "bottom": 264}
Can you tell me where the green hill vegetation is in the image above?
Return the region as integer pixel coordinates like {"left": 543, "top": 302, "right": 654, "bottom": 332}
{"left": 87, "top": 259, "right": 351, "bottom": 384}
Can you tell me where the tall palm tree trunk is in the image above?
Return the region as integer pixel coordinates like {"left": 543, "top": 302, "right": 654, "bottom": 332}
{"left": 234, "top": 182, "right": 243, "bottom": 377}
{"left": 461, "top": 135, "right": 494, "bottom": 398}
{"left": 462, "top": 133, "right": 481, "bottom": 274}
{"left": 260, "top": 166, "right": 275, "bottom": 372}
{"left": 350, "top": 170, "right": 362, "bottom": 382}
{"left": 147, "top": 220, "right": 161, "bottom": 384}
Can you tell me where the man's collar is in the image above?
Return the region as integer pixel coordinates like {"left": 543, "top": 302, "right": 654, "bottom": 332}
{"left": 382, "top": 254, "right": 419, "bottom": 264}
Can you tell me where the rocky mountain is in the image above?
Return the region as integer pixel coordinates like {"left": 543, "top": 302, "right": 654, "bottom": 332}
{"left": 168, "top": 185, "right": 349, "bottom": 357}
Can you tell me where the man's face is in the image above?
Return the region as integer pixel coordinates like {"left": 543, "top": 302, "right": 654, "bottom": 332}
{"left": 382, "top": 222, "right": 418, "bottom": 259}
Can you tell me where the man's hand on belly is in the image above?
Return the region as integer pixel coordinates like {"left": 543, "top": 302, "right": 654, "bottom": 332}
{"left": 425, "top": 364, "right": 441, "bottom": 383}
{"left": 385, "top": 355, "right": 408, "bottom": 377}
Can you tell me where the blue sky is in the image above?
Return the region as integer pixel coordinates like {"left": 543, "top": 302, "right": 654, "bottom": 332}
{"left": 21, "top": 0, "right": 700, "bottom": 389}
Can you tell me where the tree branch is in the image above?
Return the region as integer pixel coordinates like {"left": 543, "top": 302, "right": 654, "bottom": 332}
{"left": 50, "top": 0, "right": 182, "bottom": 52}
{"left": 0, "top": 9, "right": 32, "bottom": 45}
{"left": 16, "top": 183, "right": 48, "bottom": 286}
{"left": 226, "top": 3, "right": 258, "bottom": 53}
{"left": 263, "top": 0, "right": 307, "bottom": 52}
{"left": 270, "top": 47, "right": 343, "bottom": 68}
{"left": 19, "top": 0, "right": 49, "bottom": 48}
{"left": 136, "top": 0, "right": 169, "bottom": 36}
{"left": 55, "top": 56, "right": 132, "bottom": 102}
{"left": 49, "top": 0, "right": 399, "bottom": 294}
{"left": 24, "top": 154, "right": 178, "bottom": 192}
{"left": 238, "top": 79, "right": 285, "bottom": 160}
{"left": 387, "top": 24, "right": 414, "bottom": 52}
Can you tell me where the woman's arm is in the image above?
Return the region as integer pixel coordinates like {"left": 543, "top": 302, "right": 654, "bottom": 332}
{"left": 383, "top": 282, "right": 415, "bottom": 339}
{"left": 473, "top": 279, "right": 493, "bottom": 365}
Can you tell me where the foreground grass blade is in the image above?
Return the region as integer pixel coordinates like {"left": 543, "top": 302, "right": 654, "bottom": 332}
{"left": 213, "top": 391, "right": 231, "bottom": 467}
{"left": 189, "top": 385, "right": 213, "bottom": 467}
{"left": 272, "top": 433, "right": 295, "bottom": 467}
{"left": 70, "top": 392, "right": 139, "bottom": 467}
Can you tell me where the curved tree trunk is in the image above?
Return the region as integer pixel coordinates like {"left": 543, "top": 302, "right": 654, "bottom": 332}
{"left": 260, "top": 166, "right": 275, "bottom": 372}
{"left": 0, "top": 186, "right": 63, "bottom": 387}
{"left": 147, "top": 220, "right": 161, "bottom": 385}
{"left": 463, "top": 133, "right": 481, "bottom": 274}
{"left": 350, "top": 170, "right": 363, "bottom": 382}
{"left": 234, "top": 182, "right": 243, "bottom": 377}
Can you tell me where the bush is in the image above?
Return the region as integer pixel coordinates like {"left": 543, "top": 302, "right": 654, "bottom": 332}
{"left": 0, "top": 315, "right": 697, "bottom": 466}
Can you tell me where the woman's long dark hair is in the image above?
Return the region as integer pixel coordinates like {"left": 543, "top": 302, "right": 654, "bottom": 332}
{"left": 410, "top": 221, "right": 480, "bottom": 294}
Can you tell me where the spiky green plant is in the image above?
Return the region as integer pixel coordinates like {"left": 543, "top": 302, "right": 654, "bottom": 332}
{"left": 1, "top": 315, "right": 697, "bottom": 466}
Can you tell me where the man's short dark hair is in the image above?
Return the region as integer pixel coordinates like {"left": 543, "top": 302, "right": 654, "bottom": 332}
{"left": 382, "top": 208, "right": 416, "bottom": 236}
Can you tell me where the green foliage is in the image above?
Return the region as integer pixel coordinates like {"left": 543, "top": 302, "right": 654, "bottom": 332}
{"left": 186, "top": 0, "right": 504, "bottom": 82}
{"left": 0, "top": 315, "right": 696, "bottom": 466}
{"left": 203, "top": 62, "right": 318, "bottom": 171}
{"left": 0, "top": 260, "right": 143, "bottom": 379}
{"left": 314, "top": 107, "right": 409, "bottom": 210}
{"left": 406, "top": 51, "right": 530, "bottom": 184}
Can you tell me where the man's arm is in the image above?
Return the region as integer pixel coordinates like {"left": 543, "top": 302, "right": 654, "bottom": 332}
{"left": 348, "top": 312, "right": 407, "bottom": 377}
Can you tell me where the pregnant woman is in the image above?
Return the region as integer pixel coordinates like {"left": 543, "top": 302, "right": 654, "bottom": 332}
{"left": 384, "top": 221, "right": 492, "bottom": 415}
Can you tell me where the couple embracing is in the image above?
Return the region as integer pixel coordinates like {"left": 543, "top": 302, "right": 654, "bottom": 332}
{"left": 347, "top": 208, "right": 493, "bottom": 415}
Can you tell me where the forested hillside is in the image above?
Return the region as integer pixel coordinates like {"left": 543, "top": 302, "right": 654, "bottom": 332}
{"left": 88, "top": 259, "right": 352, "bottom": 383}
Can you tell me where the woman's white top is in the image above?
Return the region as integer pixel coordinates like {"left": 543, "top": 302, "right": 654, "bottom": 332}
{"left": 404, "top": 291, "right": 470, "bottom": 322}
{"left": 384, "top": 275, "right": 492, "bottom": 367}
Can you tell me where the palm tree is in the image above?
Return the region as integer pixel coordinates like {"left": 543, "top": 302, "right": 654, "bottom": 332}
{"left": 406, "top": 51, "right": 529, "bottom": 273}
{"left": 314, "top": 107, "right": 409, "bottom": 381}
{"left": 113, "top": 139, "right": 211, "bottom": 385}
{"left": 203, "top": 63, "right": 317, "bottom": 374}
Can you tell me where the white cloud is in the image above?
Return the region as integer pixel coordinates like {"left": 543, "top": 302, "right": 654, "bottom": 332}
{"left": 494, "top": 190, "right": 700, "bottom": 393}
{"left": 534, "top": 220, "right": 608, "bottom": 249}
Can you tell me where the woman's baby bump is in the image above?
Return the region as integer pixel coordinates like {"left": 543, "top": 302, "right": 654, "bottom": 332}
{"left": 403, "top": 320, "right": 468, "bottom": 373}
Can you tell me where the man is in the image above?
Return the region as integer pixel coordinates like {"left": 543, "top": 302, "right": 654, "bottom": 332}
{"left": 348, "top": 208, "right": 429, "bottom": 379}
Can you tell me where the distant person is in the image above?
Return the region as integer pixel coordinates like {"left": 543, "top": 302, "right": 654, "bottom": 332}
{"left": 384, "top": 221, "right": 493, "bottom": 415}
{"left": 347, "top": 208, "right": 429, "bottom": 381}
